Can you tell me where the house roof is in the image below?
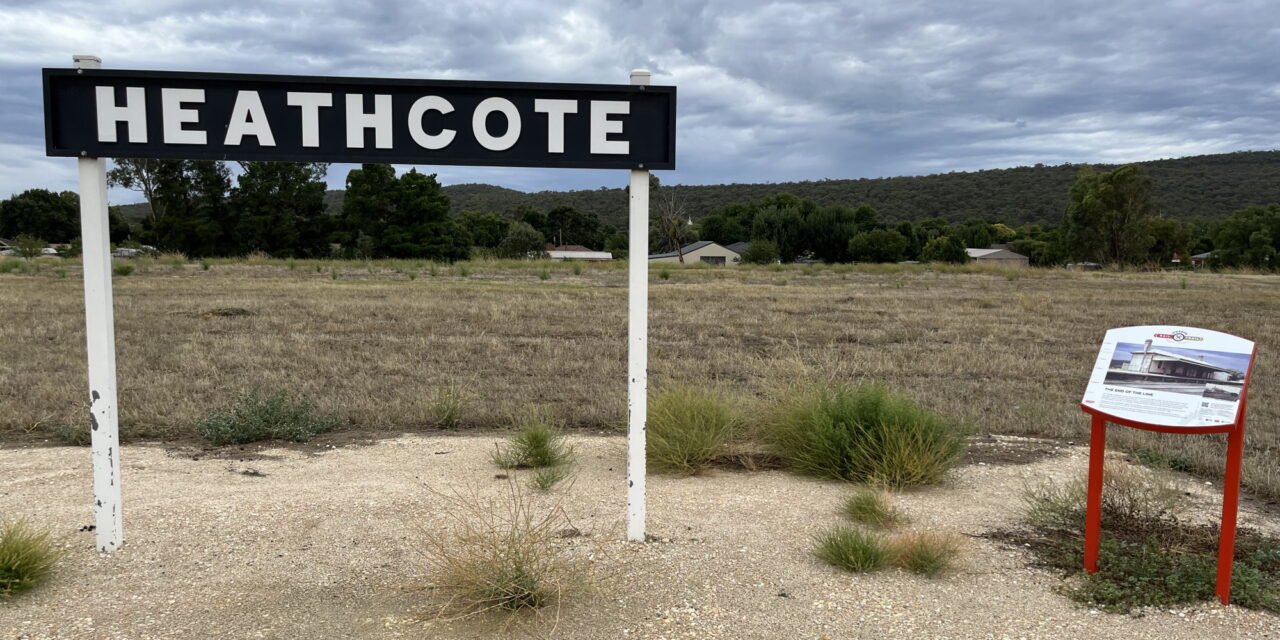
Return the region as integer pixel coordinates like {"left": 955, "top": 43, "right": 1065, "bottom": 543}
{"left": 966, "top": 248, "right": 1028, "bottom": 260}
{"left": 649, "top": 240, "right": 717, "bottom": 259}
{"left": 725, "top": 241, "right": 749, "bottom": 255}
{"left": 548, "top": 250, "right": 612, "bottom": 260}
{"left": 1191, "top": 252, "right": 1214, "bottom": 259}
{"left": 553, "top": 244, "right": 594, "bottom": 252}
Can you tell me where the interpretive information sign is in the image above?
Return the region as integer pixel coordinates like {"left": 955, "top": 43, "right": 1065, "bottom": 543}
{"left": 1079, "top": 324, "right": 1257, "bottom": 605}
{"left": 1081, "top": 325, "right": 1254, "bottom": 428}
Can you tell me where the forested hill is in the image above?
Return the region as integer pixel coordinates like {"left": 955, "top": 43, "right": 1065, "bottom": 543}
{"left": 123, "top": 150, "right": 1280, "bottom": 228}
{"left": 425, "top": 150, "right": 1280, "bottom": 228}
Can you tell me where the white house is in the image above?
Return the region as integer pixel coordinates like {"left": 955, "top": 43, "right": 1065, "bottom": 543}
{"left": 649, "top": 241, "right": 743, "bottom": 266}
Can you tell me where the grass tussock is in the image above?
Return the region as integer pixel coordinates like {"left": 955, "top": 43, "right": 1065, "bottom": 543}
{"left": 646, "top": 384, "right": 742, "bottom": 475}
{"left": 429, "top": 384, "right": 473, "bottom": 429}
{"left": 530, "top": 465, "right": 573, "bottom": 492}
{"left": 492, "top": 410, "right": 572, "bottom": 470}
{"left": 765, "top": 382, "right": 967, "bottom": 487}
{"left": 415, "top": 481, "right": 587, "bottom": 621}
{"left": 842, "top": 490, "right": 906, "bottom": 529}
{"left": 993, "top": 465, "right": 1280, "bottom": 613}
{"left": 195, "top": 389, "right": 342, "bottom": 445}
{"left": 888, "top": 532, "right": 962, "bottom": 577}
{"left": 813, "top": 526, "right": 889, "bottom": 572}
{"left": 0, "top": 518, "right": 62, "bottom": 600}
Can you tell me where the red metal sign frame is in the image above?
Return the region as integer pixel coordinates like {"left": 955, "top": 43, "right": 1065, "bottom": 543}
{"left": 1078, "top": 341, "right": 1257, "bottom": 605}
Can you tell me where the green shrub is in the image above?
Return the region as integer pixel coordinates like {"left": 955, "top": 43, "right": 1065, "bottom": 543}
{"left": 0, "top": 519, "right": 61, "bottom": 599}
{"left": 842, "top": 490, "right": 905, "bottom": 529}
{"left": 492, "top": 411, "right": 571, "bottom": 469}
{"left": 571, "top": 262, "right": 583, "bottom": 275}
{"left": 658, "top": 268, "right": 670, "bottom": 280}
{"left": 112, "top": 263, "right": 134, "bottom": 276}
{"left": 647, "top": 385, "right": 741, "bottom": 475}
{"left": 196, "top": 389, "right": 341, "bottom": 445}
{"left": 813, "top": 526, "right": 888, "bottom": 572}
{"left": 889, "top": 532, "right": 961, "bottom": 577}
{"left": 538, "top": 268, "right": 550, "bottom": 280}
{"left": 765, "top": 382, "right": 967, "bottom": 487}
{"left": 0, "top": 258, "right": 21, "bottom": 273}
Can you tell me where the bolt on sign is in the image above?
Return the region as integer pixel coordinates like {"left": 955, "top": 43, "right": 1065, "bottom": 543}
{"left": 45, "top": 58, "right": 673, "bottom": 551}
{"left": 1080, "top": 325, "right": 1256, "bottom": 604}
{"left": 44, "top": 69, "right": 675, "bottom": 168}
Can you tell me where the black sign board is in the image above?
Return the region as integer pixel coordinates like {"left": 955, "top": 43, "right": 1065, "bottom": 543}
{"left": 43, "top": 69, "right": 676, "bottom": 170}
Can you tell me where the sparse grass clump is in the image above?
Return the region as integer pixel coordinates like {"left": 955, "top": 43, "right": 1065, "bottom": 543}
{"left": 0, "top": 518, "right": 62, "bottom": 599}
{"left": 492, "top": 411, "right": 572, "bottom": 470}
{"left": 418, "top": 482, "right": 583, "bottom": 617}
{"left": 888, "top": 532, "right": 961, "bottom": 577}
{"left": 530, "top": 465, "right": 573, "bottom": 492}
{"left": 429, "top": 384, "right": 473, "bottom": 429}
{"left": 765, "top": 382, "right": 967, "bottom": 487}
{"left": 842, "top": 490, "right": 905, "bottom": 529}
{"left": 813, "top": 526, "right": 889, "bottom": 572}
{"left": 646, "top": 385, "right": 741, "bottom": 475}
{"left": 195, "top": 389, "right": 342, "bottom": 445}
{"left": 111, "top": 263, "right": 134, "bottom": 276}
{"left": 993, "top": 466, "right": 1280, "bottom": 613}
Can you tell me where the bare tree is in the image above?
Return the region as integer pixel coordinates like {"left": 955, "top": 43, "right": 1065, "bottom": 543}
{"left": 652, "top": 182, "right": 695, "bottom": 263}
{"left": 107, "top": 159, "right": 178, "bottom": 230}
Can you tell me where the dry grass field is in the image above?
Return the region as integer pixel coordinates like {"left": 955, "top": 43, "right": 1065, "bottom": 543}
{"left": 2, "top": 257, "right": 1278, "bottom": 501}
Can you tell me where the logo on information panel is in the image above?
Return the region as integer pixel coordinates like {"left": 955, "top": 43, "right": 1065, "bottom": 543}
{"left": 1154, "top": 331, "right": 1202, "bottom": 342}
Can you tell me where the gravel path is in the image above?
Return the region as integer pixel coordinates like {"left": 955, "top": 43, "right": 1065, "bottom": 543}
{"left": 2, "top": 434, "right": 1278, "bottom": 639}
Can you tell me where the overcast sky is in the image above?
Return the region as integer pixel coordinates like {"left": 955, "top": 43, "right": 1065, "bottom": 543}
{"left": 3, "top": 0, "right": 1278, "bottom": 203}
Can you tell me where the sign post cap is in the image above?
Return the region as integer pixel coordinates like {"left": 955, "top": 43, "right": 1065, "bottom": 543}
{"left": 72, "top": 55, "right": 102, "bottom": 69}
{"left": 630, "top": 69, "right": 652, "bottom": 85}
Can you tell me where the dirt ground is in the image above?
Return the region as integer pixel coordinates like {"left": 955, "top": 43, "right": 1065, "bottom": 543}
{"left": 3, "top": 433, "right": 1279, "bottom": 640}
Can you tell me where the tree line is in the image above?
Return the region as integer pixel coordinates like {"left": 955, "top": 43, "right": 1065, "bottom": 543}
{"left": 429, "top": 150, "right": 1280, "bottom": 229}
{"left": 2, "top": 160, "right": 1279, "bottom": 269}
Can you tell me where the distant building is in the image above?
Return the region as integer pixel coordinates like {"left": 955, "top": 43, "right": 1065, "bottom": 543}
{"left": 649, "top": 240, "right": 743, "bottom": 266}
{"left": 966, "top": 247, "right": 1029, "bottom": 267}
{"left": 724, "top": 241, "right": 750, "bottom": 255}
{"left": 1191, "top": 252, "right": 1214, "bottom": 268}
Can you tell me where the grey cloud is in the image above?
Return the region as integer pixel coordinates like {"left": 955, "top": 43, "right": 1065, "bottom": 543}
{"left": 1, "top": 0, "right": 1277, "bottom": 199}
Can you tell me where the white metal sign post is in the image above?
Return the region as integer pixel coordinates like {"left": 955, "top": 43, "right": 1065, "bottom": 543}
{"left": 626, "top": 68, "right": 651, "bottom": 542}
{"left": 46, "top": 60, "right": 674, "bottom": 550}
{"left": 72, "top": 54, "right": 124, "bottom": 552}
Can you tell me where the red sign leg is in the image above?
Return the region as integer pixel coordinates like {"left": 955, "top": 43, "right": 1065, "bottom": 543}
{"left": 1216, "top": 425, "right": 1246, "bottom": 605}
{"left": 1084, "top": 415, "right": 1107, "bottom": 574}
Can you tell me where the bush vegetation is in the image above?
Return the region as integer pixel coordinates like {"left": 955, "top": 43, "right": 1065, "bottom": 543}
{"left": 992, "top": 466, "right": 1280, "bottom": 613}
{"left": 765, "top": 382, "right": 967, "bottom": 487}
{"left": 646, "top": 384, "right": 742, "bottom": 475}
{"left": 492, "top": 411, "right": 572, "bottom": 470}
{"left": 195, "top": 389, "right": 342, "bottom": 445}
{"left": 0, "top": 518, "right": 61, "bottom": 600}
